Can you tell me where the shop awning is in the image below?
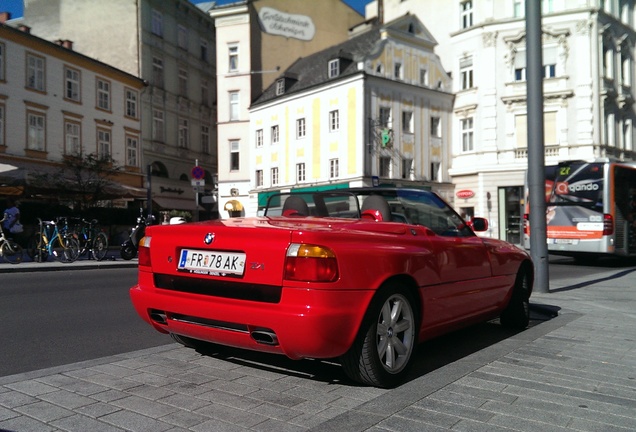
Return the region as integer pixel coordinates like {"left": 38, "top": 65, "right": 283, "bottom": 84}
{"left": 153, "top": 197, "right": 202, "bottom": 211}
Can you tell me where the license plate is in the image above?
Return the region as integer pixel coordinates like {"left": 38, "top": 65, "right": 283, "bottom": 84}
{"left": 178, "top": 249, "right": 246, "bottom": 276}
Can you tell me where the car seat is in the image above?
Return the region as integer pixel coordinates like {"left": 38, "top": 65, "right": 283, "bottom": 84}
{"left": 360, "top": 195, "right": 392, "bottom": 222}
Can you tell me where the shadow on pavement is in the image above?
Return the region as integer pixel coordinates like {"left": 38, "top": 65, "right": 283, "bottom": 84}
{"left": 180, "top": 303, "right": 560, "bottom": 388}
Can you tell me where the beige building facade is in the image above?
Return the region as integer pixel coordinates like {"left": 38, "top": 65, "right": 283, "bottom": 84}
{"left": 19, "top": 0, "right": 218, "bottom": 216}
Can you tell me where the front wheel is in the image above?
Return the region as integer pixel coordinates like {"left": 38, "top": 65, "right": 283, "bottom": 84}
{"left": 340, "top": 283, "right": 418, "bottom": 388}
{"left": 91, "top": 232, "right": 109, "bottom": 261}
{"left": 500, "top": 267, "right": 531, "bottom": 329}
{"left": 51, "top": 236, "right": 80, "bottom": 263}
{"left": 1, "top": 240, "right": 24, "bottom": 264}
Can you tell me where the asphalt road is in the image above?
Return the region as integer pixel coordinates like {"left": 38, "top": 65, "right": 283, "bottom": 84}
{"left": 0, "top": 267, "right": 170, "bottom": 377}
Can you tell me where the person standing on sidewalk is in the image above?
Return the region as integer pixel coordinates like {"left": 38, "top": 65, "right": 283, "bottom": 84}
{"left": 1, "top": 198, "right": 22, "bottom": 243}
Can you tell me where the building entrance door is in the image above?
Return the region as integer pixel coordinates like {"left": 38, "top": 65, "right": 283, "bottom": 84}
{"left": 498, "top": 186, "right": 523, "bottom": 245}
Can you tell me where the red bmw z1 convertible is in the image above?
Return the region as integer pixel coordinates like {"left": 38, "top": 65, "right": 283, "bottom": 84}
{"left": 130, "top": 188, "right": 533, "bottom": 388}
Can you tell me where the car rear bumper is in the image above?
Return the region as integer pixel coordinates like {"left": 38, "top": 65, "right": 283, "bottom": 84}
{"left": 130, "top": 278, "right": 375, "bottom": 360}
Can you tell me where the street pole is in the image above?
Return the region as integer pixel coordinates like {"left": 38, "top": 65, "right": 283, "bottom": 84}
{"left": 526, "top": 0, "right": 550, "bottom": 292}
{"left": 194, "top": 159, "right": 199, "bottom": 222}
{"left": 146, "top": 164, "right": 152, "bottom": 220}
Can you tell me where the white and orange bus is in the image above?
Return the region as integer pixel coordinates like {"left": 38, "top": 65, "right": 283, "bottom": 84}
{"left": 523, "top": 159, "right": 636, "bottom": 259}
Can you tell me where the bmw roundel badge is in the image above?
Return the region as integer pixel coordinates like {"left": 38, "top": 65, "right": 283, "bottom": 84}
{"left": 204, "top": 233, "right": 215, "bottom": 245}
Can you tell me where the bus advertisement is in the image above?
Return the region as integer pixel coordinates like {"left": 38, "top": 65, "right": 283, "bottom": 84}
{"left": 523, "top": 159, "right": 636, "bottom": 259}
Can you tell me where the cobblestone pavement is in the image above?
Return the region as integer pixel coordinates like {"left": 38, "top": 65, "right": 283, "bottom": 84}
{"left": 1, "top": 258, "right": 635, "bottom": 431}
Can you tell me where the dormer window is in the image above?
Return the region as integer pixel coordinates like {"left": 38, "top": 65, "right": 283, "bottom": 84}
{"left": 329, "top": 59, "right": 340, "bottom": 78}
{"left": 276, "top": 79, "right": 285, "bottom": 95}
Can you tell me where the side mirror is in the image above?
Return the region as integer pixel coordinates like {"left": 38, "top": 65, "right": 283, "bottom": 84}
{"left": 468, "top": 217, "right": 488, "bottom": 232}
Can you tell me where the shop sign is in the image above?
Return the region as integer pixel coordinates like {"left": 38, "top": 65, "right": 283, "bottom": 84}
{"left": 258, "top": 7, "right": 315, "bottom": 41}
{"left": 456, "top": 189, "right": 475, "bottom": 199}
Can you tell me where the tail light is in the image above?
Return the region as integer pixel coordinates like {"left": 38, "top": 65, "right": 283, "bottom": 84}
{"left": 138, "top": 236, "right": 151, "bottom": 267}
{"left": 523, "top": 214, "right": 529, "bottom": 235}
{"left": 284, "top": 243, "right": 338, "bottom": 282}
{"left": 603, "top": 214, "right": 613, "bottom": 235}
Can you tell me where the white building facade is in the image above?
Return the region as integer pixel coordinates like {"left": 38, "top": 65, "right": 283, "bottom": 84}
{"left": 248, "top": 15, "right": 454, "bottom": 214}
{"left": 366, "top": 0, "right": 636, "bottom": 244}
{"left": 0, "top": 18, "right": 145, "bottom": 197}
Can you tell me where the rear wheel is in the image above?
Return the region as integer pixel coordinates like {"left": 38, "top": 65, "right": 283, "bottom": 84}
{"left": 170, "top": 333, "right": 210, "bottom": 351}
{"left": 51, "top": 236, "right": 80, "bottom": 263}
{"left": 2, "top": 240, "right": 24, "bottom": 264}
{"left": 500, "top": 267, "right": 531, "bottom": 329}
{"left": 91, "top": 232, "right": 109, "bottom": 261}
{"left": 340, "top": 282, "right": 418, "bottom": 388}
{"left": 120, "top": 243, "right": 137, "bottom": 260}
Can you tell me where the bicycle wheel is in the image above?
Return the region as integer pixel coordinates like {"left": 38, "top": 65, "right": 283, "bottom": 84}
{"left": 27, "top": 232, "right": 49, "bottom": 262}
{"left": 51, "top": 235, "right": 80, "bottom": 263}
{"left": 1, "top": 240, "right": 24, "bottom": 264}
{"left": 91, "top": 232, "right": 109, "bottom": 261}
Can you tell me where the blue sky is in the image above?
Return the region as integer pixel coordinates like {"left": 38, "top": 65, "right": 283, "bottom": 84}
{"left": 1, "top": 0, "right": 371, "bottom": 19}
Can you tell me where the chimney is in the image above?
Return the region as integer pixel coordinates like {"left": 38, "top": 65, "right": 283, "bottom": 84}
{"left": 18, "top": 24, "right": 31, "bottom": 33}
{"left": 0, "top": 12, "right": 11, "bottom": 23}
{"left": 62, "top": 40, "right": 73, "bottom": 50}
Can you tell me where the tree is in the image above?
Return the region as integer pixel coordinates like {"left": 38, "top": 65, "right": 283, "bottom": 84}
{"left": 33, "top": 152, "right": 123, "bottom": 211}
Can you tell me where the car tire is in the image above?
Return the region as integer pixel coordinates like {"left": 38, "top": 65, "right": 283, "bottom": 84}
{"left": 170, "top": 333, "right": 208, "bottom": 351}
{"left": 500, "top": 267, "right": 531, "bottom": 329}
{"left": 340, "top": 282, "right": 418, "bottom": 388}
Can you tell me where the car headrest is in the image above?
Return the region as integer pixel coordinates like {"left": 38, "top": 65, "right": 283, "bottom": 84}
{"left": 360, "top": 195, "right": 391, "bottom": 222}
{"left": 282, "top": 195, "right": 309, "bottom": 217}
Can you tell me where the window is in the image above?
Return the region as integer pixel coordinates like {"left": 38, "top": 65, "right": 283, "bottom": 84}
{"left": 27, "top": 112, "right": 46, "bottom": 151}
{"left": 0, "top": 42, "right": 5, "bottom": 81}
{"left": 515, "top": 46, "right": 557, "bottom": 81}
{"left": 151, "top": 9, "right": 163, "bottom": 36}
{"left": 152, "top": 109, "right": 164, "bottom": 142}
{"left": 152, "top": 57, "right": 164, "bottom": 87}
{"left": 296, "top": 163, "right": 306, "bottom": 182}
{"left": 230, "top": 140, "right": 240, "bottom": 170}
{"left": 330, "top": 158, "right": 339, "bottom": 179}
{"left": 394, "top": 62, "right": 403, "bottom": 80}
{"left": 329, "top": 59, "right": 340, "bottom": 78}
{"left": 379, "top": 157, "right": 391, "bottom": 177}
{"left": 461, "top": 1, "right": 473, "bottom": 28}
{"left": 178, "top": 69, "right": 188, "bottom": 96}
{"left": 97, "top": 128, "right": 111, "bottom": 158}
{"left": 379, "top": 107, "right": 391, "bottom": 128}
{"left": 276, "top": 79, "right": 285, "bottom": 95}
{"left": 229, "top": 91, "right": 239, "bottom": 121}
{"left": 200, "top": 39, "right": 209, "bottom": 62}
{"left": 126, "top": 135, "right": 138, "bottom": 167}
{"left": 125, "top": 88, "right": 138, "bottom": 118}
{"left": 177, "top": 25, "right": 188, "bottom": 49}
{"left": 329, "top": 110, "right": 339, "bottom": 131}
{"left": 271, "top": 125, "right": 279, "bottom": 144}
{"left": 460, "top": 56, "right": 474, "bottom": 90}
{"left": 430, "top": 162, "right": 441, "bottom": 182}
{"left": 256, "top": 129, "right": 263, "bottom": 147}
{"left": 271, "top": 167, "right": 279, "bottom": 185}
{"left": 402, "top": 111, "right": 413, "bottom": 133}
{"left": 64, "top": 67, "right": 80, "bottom": 101}
{"left": 65, "top": 121, "right": 81, "bottom": 154}
{"left": 461, "top": 117, "right": 474, "bottom": 152}
{"left": 26, "top": 53, "right": 45, "bottom": 91}
{"left": 96, "top": 78, "right": 110, "bottom": 111}
{"left": 515, "top": 112, "right": 557, "bottom": 148}
{"left": 201, "top": 79, "right": 209, "bottom": 106}
{"left": 178, "top": 118, "right": 189, "bottom": 148}
{"left": 255, "top": 170, "right": 264, "bottom": 187}
{"left": 296, "top": 118, "right": 306, "bottom": 138}
{"left": 201, "top": 125, "right": 210, "bottom": 154}
{"left": 420, "top": 68, "right": 428, "bottom": 86}
{"left": 621, "top": 51, "right": 631, "bottom": 87}
{"left": 431, "top": 116, "right": 441, "bottom": 137}
{"left": 402, "top": 158, "right": 413, "bottom": 179}
{"left": 513, "top": 0, "right": 524, "bottom": 17}
{"left": 229, "top": 45, "right": 238, "bottom": 72}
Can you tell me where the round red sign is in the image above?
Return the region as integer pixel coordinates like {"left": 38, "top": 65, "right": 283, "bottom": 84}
{"left": 456, "top": 189, "right": 474, "bottom": 199}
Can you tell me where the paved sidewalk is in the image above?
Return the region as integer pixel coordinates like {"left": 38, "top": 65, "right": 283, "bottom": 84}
{"left": 1, "top": 262, "right": 635, "bottom": 431}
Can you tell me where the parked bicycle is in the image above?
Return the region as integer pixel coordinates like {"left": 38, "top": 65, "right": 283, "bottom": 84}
{"left": 71, "top": 217, "right": 109, "bottom": 261}
{"left": 0, "top": 228, "right": 24, "bottom": 264}
{"left": 27, "top": 217, "right": 80, "bottom": 263}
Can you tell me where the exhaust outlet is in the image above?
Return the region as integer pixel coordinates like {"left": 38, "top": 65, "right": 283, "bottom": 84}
{"left": 149, "top": 310, "right": 167, "bottom": 325}
{"left": 251, "top": 330, "right": 279, "bottom": 346}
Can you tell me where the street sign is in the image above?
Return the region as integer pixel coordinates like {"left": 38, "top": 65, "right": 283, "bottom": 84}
{"left": 191, "top": 179, "right": 205, "bottom": 187}
{"left": 191, "top": 165, "right": 204, "bottom": 180}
